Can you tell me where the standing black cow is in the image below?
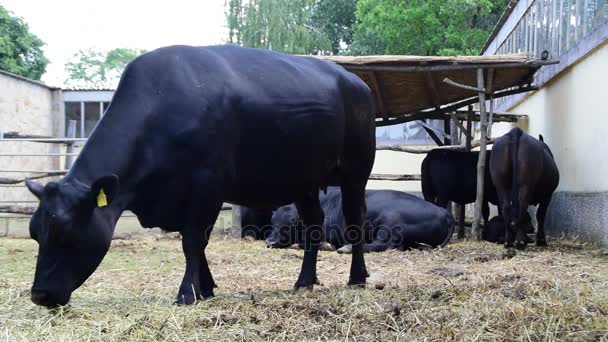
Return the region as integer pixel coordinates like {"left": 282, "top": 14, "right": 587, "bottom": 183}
{"left": 421, "top": 149, "right": 499, "bottom": 224}
{"left": 241, "top": 207, "right": 274, "bottom": 240}
{"left": 24, "top": 45, "right": 375, "bottom": 307}
{"left": 265, "top": 188, "right": 454, "bottom": 252}
{"left": 490, "top": 127, "right": 559, "bottom": 249}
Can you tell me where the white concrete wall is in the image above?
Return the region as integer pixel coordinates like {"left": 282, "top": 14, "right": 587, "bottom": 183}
{"left": 505, "top": 41, "right": 608, "bottom": 193}
{"left": 367, "top": 149, "right": 427, "bottom": 192}
{"left": 0, "top": 72, "right": 60, "bottom": 208}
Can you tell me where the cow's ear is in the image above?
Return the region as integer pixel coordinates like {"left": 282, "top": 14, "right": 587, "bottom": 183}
{"left": 91, "top": 175, "right": 120, "bottom": 208}
{"left": 25, "top": 179, "right": 44, "bottom": 199}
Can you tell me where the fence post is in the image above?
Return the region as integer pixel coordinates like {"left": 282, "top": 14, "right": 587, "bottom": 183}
{"left": 231, "top": 205, "right": 242, "bottom": 238}
{"left": 65, "top": 120, "right": 77, "bottom": 169}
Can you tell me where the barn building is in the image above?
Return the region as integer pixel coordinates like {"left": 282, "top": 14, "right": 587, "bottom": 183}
{"left": 482, "top": 0, "right": 608, "bottom": 244}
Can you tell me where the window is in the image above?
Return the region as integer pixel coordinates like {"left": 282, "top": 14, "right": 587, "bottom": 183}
{"left": 64, "top": 102, "right": 82, "bottom": 137}
{"left": 64, "top": 101, "right": 111, "bottom": 137}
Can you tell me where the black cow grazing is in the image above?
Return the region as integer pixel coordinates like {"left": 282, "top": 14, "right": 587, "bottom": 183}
{"left": 24, "top": 45, "right": 375, "bottom": 307}
{"left": 421, "top": 149, "right": 499, "bottom": 224}
{"left": 490, "top": 127, "right": 559, "bottom": 249}
{"left": 265, "top": 188, "right": 454, "bottom": 252}
{"left": 241, "top": 207, "right": 274, "bottom": 240}
{"left": 482, "top": 213, "right": 534, "bottom": 244}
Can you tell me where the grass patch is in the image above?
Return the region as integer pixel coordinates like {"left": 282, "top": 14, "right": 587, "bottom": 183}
{"left": 1, "top": 236, "right": 608, "bottom": 340}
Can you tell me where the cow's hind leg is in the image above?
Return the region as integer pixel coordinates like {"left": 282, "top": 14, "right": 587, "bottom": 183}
{"left": 293, "top": 191, "right": 324, "bottom": 290}
{"left": 342, "top": 184, "right": 368, "bottom": 286}
{"left": 536, "top": 197, "right": 552, "bottom": 247}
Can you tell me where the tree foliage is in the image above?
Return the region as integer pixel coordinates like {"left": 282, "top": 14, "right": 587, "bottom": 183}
{"left": 0, "top": 5, "right": 48, "bottom": 80}
{"left": 352, "top": 0, "right": 509, "bottom": 56}
{"left": 225, "top": 0, "right": 509, "bottom": 56}
{"left": 226, "top": 0, "right": 356, "bottom": 55}
{"left": 64, "top": 48, "right": 146, "bottom": 89}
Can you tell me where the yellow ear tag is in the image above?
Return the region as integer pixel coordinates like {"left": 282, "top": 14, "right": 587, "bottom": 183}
{"left": 97, "top": 189, "right": 108, "bottom": 208}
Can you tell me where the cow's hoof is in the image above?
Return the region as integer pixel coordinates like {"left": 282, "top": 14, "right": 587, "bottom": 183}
{"left": 293, "top": 284, "right": 314, "bottom": 292}
{"left": 197, "top": 289, "right": 215, "bottom": 300}
{"left": 347, "top": 280, "right": 366, "bottom": 288}
{"left": 319, "top": 242, "right": 335, "bottom": 252}
{"left": 337, "top": 245, "right": 352, "bottom": 254}
{"left": 175, "top": 293, "right": 197, "bottom": 305}
{"left": 514, "top": 241, "right": 527, "bottom": 251}
{"left": 536, "top": 239, "right": 548, "bottom": 247}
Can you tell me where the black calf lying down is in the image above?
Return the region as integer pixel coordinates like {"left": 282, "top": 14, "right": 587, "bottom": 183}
{"left": 483, "top": 212, "right": 534, "bottom": 244}
{"left": 263, "top": 187, "right": 454, "bottom": 252}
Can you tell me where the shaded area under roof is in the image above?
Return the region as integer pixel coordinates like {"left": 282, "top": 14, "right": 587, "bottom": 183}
{"left": 315, "top": 53, "right": 555, "bottom": 123}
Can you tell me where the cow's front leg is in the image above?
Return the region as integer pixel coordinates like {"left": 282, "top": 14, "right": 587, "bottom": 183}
{"left": 176, "top": 202, "right": 222, "bottom": 305}
{"left": 293, "top": 191, "right": 324, "bottom": 290}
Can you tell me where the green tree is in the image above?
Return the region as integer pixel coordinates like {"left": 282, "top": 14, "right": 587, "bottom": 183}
{"left": 64, "top": 48, "right": 146, "bottom": 89}
{"left": 225, "top": 0, "right": 357, "bottom": 55}
{"left": 309, "top": 0, "right": 357, "bottom": 54}
{"left": 352, "top": 0, "right": 509, "bottom": 56}
{"left": 0, "top": 5, "right": 48, "bottom": 80}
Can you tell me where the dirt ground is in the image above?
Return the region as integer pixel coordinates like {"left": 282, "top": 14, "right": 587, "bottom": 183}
{"left": 1, "top": 236, "right": 608, "bottom": 341}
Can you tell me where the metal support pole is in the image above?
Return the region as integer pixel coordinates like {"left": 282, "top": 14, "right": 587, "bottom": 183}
{"left": 65, "top": 120, "right": 77, "bottom": 169}
{"left": 472, "top": 69, "right": 489, "bottom": 241}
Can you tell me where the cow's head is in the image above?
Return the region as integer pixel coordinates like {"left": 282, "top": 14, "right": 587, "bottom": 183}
{"left": 25, "top": 175, "right": 119, "bottom": 308}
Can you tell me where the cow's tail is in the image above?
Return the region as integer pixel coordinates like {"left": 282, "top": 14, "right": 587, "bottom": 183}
{"left": 510, "top": 128, "right": 523, "bottom": 223}
{"left": 439, "top": 211, "right": 455, "bottom": 248}
{"left": 421, "top": 155, "right": 435, "bottom": 203}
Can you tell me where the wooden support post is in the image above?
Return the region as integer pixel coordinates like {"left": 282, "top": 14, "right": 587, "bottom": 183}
{"left": 472, "top": 69, "right": 489, "bottom": 241}
{"left": 65, "top": 120, "right": 77, "bottom": 169}
{"left": 488, "top": 97, "right": 495, "bottom": 139}
{"left": 231, "top": 205, "right": 242, "bottom": 238}
{"left": 450, "top": 117, "right": 460, "bottom": 242}
{"left": 458, "top": 106, "right": 474, "bottom": 239}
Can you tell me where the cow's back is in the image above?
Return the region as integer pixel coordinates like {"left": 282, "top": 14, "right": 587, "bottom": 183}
{"left": 98, "top": 45, "right": 374, "bottom": 223}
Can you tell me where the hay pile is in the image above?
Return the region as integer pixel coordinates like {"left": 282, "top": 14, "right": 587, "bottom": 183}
{"left": 1, "top": 236, "right": 607, "bottom": 340}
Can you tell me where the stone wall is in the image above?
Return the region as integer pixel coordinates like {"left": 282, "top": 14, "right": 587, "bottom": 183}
{"left": 0, "top": 71, "right": 62, "bottom": 207}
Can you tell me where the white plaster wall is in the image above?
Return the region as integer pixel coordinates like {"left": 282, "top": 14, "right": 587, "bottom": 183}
{"left": 367, "top": 149, "right": 427, "bottom": 192}
{"left": 505, "top": 42, "right": 608, "bottom": 192}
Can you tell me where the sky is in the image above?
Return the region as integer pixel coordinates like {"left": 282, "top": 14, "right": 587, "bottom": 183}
{"left": 2, "top": 0, "right": 227, "bottom": 87}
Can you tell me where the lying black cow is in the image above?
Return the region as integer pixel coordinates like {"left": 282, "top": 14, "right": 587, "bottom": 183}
{"left": 482, "top": 213, "right": 534, "bottom": 244}
{"left": 421, "top": 149, "right": 499, "bottom": 225}
{"left": 265, "top": 187, "right": 455, "bottom": 252}
{"left": 24, "top": 45, "right": 375, "bottom": 307}
{"left": 490, "top": 128, "right": 559, "bottom": 249}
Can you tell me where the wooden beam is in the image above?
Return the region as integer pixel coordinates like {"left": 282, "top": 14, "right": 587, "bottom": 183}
{"left": 0, "top": 205, "right": 35, "bottom": 215}
{"left": 375, "top": 86, "right": 538, "bottom": 127}
{"left": 443, "top": 77, "right": 485, "bottom": 93}
{"left": 1, "top": 131, "right": 52, "bottom": 139}
{"left": 369, "top": 174, "right": 421, "bottom": 181}
{"left": 472, "top": 69, "right": 489, "bottom": 241}
{"left": 368, "top": 71, "right": 388, "bottom": 121}
{"left": 448, "top": 112, "right": 472, "bottom": 141}
{"left": 342, "top": 60, "right": 559, "bottom": 73}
